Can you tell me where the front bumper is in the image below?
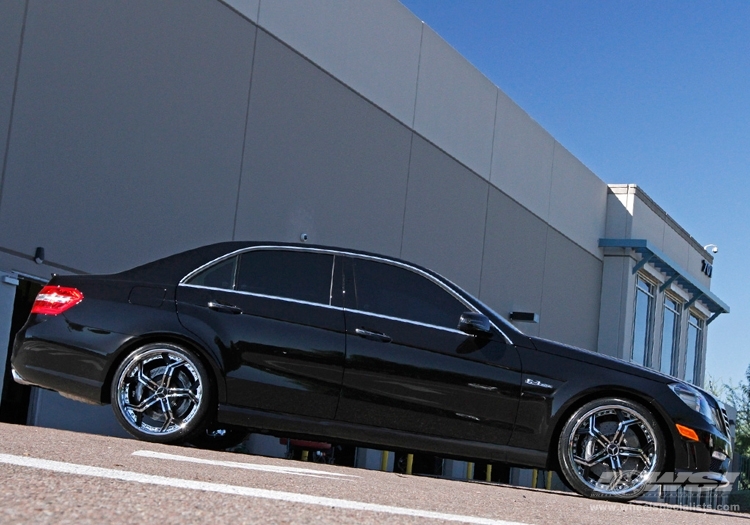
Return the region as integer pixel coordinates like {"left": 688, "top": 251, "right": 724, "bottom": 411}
{"left": 666, "top": 416, "right": 732, "bottom": 486}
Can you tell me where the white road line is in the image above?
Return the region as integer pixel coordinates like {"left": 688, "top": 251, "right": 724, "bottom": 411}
{"left": 0, "top": 453, "right": 533, "bottom": 525}
{"left": 133, "top": 449, "right": 358, "bottom": 480}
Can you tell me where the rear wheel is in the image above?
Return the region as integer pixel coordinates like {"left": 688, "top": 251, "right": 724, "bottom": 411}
{"left": 557, "top": 398, "right": 664, "bottom": 501}
{"left": 111, "top": 343, "right": 211, "bottom": 443}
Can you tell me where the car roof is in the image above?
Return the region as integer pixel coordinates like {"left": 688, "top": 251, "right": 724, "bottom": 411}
{"left": 112, "top": 241, "right": 446, "bottom": 285}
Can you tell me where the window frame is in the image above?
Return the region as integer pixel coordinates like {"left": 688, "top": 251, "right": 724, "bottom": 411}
{"left": 659, "top": 294, "right": 681, "bottom": 376}
{"left": 684, "top": 311, "right": 705, "bottom": 384}
{"left": 345, "top": 255, "right": 471, "bottom": 332}
{"left": 179, "top": 245, "right": 514, "bottom": 344}
{"left": 183, "top": 248, "right": 336, "bottom": 307}
{"left": 631, "top": 273, "right": 656, "bottom": 367}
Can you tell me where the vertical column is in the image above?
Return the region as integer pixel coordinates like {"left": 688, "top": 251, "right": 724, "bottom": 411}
{"left": 0, "top": 273, "right": 18, "bottom": 399}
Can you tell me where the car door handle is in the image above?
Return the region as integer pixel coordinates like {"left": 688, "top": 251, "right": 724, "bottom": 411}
{"left": 355, "top": 328, "right": 392, "bottom": 343}
{"left": 207, "top": 301, "right": 242, "bottom": 314}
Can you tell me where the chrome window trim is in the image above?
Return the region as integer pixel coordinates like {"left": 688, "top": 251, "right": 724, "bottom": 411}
{"left": 179, "top": 245, "right": 343, "bottom": 284}
{"left": 180, "top": 283, "right": 343, "bottom": 311}
{"left": 179, "top": 245, "right": 513, "bottom": 345}
{"left": 343, "top": 307, "right": 467, "bottom": 336}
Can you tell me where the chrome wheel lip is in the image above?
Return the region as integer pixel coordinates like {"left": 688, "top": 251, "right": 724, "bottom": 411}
{"left": 115, "top": 347, "right": 203, "bottom": 437}
{"left": 567, "top": 403, "right": 659, "bottom": 496}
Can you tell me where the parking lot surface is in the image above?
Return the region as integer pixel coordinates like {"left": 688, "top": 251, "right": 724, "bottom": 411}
{"left": 0, "top": 423, "right": 746, "bottom": 524}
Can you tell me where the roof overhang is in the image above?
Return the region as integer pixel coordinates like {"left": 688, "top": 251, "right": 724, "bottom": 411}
{"left": 599, "top": 238, "right": 729, "bottom": 324}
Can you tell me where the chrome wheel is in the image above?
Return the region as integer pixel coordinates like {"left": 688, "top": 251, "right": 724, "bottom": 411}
{"left": 558, "top": 398, "right": 664, "bottom": 500}
{"left": 112, "top": 344, "right": 209, "bottom": 442}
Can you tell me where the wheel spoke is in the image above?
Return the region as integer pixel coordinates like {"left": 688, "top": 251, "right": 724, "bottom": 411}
{"left": 159, "top": 398, "right": 175, "bottom": 432}
{"left": 126, "top": 393, "right": 160, "bottom": 413}
{"left": 573, "top": 449, "right": 608, "bottom": 467}
{"left": 167, "top": 387, "right": 200, "bottom": 404}
{"left": 612, "top": 413, "right": 638, "bottom": 445}
{"left": 135, "top": 361, "right": 159, "bottom": 391}
{"left": 606, "top": 456, "right": 624, "bottom": 491}
{"left": 587, "top": 414, "right": 611, "bottom": 448}
{"left": 619, "top": 446, "right": 651, "bottom": 465}
{"left": 159, "top": 357, "right": 185, "bottom": 389}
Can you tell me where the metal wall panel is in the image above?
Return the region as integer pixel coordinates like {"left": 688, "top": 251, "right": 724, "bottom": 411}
{"left": 479, "top": 188, "right": 547, "bottom": 338}
{"left": 0, "top": 0, "right": 26, "bottom": 190}
{"left": 0, "top": 0, "right": 255, "bottom": 273}
{"left": 257, "top": 0, "right": 422, "bottom": 128}
{"left": 412, "top": 26, "right": 497, "bottom": 179}
{"left": 491, "top": 90, "right": 555, "bottom": 222}
{"left": 234, "top": 30, "right": 412, "bottom": 257}
{"left": 400, "top": 136, "right": 488, "bottom": 296}
{"left": 548, "top": 143, "right": 607, "bottom": 258}
{"left": 222, "top": 0, "right": 260, "bottom": 22}
{"left": 539, "top": 228, "right": 603, "bottom": 350}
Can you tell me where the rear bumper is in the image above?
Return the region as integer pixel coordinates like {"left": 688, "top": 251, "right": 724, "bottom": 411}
{"left": 11, "top": 315, "right": 132, "bottom": 405}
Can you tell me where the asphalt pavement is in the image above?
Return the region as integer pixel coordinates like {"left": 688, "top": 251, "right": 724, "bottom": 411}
{"left": 0, "top": 423, "right": 746, "bottom": 524}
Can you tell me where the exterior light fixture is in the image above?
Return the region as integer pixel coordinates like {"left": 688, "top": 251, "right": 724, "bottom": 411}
{"left": 34, "top": 247, "right": 45, "bottom": 265}
{"left": 509, "top": 311, "right": 539, "bottom": 323}
{"left": 703, "top": 244, "right": 718, "bottom": 254}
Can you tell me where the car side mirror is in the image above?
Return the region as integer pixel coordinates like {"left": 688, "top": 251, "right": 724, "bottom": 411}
{"left": 458, "top": 312, "right": 491, "bottom": 336}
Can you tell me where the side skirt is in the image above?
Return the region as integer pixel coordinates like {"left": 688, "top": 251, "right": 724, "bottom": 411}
{"left": 218, "top": 404, "right": 548, "bottom": 469}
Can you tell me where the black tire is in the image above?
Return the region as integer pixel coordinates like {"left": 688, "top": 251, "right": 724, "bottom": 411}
{"left": 186, "top": 423, "right": 248, "bottom": 451}
{"left": 110, "top": 343, "right": 211, "bottom": 444}
{"left": 557, "top": 397, "right": 664, "bottom": 501}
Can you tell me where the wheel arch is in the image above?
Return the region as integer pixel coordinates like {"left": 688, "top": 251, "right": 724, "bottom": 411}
{"left": 546, "top": 387, "right": 675, "bottom": 474}
{"left": 100, "top": 331, "right": 227, "bottom": 406}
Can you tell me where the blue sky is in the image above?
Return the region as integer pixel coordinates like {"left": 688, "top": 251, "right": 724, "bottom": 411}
{"left": 400, "top": 0, "right": 750, "bottom": 389}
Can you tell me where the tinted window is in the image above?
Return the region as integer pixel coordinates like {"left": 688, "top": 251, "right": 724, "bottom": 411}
{"left": 236, "top": 250, "right": 333, "bottom": 305}
{"left": 187, "top": 256, "right": 237, "bottom": 290}
{"left": 631, "top": 275, "right": 654, "bottom": 366}
{"left": 349, "top": 258, "right": 466, "bottom": 329}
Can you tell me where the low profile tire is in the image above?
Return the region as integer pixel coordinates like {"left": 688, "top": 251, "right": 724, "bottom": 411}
{"left": 111, "top": 343, "right": 211, "bottom": 444}
{"left": 557, "top": 397, "right": 664, "bottom": 501}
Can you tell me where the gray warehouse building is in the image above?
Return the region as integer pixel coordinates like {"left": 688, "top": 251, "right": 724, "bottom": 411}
{"left": 0, "top": 0, "right": 729, "bottom": 482}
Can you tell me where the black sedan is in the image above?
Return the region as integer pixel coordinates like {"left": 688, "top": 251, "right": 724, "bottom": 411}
{"left": 11, "top": 242, "right": 731, "bottom": 500}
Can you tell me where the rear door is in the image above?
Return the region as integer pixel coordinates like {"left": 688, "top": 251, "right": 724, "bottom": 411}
{"left": 176, "top": 248, "right": 345, "bottom": 419}
{"left": 336, "top": 256, "right": 522, "bottom": 445}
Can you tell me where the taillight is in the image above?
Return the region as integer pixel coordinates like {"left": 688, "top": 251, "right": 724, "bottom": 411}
{"left": 31, "top": 286, "right": 84, "bottom": 315}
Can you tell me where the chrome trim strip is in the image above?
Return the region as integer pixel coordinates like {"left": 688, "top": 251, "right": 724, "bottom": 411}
{"left": 344, "top": 307, "right": 467, "bottom": 336}
{"left": 11, "top": 367, "right": 34, "bottom": 387}
{"left": 468, "top": 383, "right": 498, "bottom": 392}
{"left": 179, "top": 245, "right": 343, "bottom": 284}
{"left": 179, "top": 284, "right": 342, "bottom": 311}
{"left": 328, "top": 256, "right": 336, "bottom": 306}
{"left": 178, "top": 245, "right": 513, "bottom": 345}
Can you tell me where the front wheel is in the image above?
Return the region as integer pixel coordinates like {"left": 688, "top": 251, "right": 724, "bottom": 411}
{"left": 111, "top": 343, "right": 211, "bottom": 443}
{"left": 557, "top": 397, "right": 664, "bottom": 501}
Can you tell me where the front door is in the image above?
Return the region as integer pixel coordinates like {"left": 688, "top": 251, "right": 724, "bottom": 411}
{"left": 336, "top": 256, "right": 522, "bottom": 445}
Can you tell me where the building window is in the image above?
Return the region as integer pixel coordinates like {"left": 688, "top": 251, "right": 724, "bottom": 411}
{"left": 659, "top": 296, "right": 680, "bottom": 375}
{"left": 684, "top": 313, "right": 704, "bottom": 384}
{"left": 632, "top": 275, "right": 655, "bottom": 366}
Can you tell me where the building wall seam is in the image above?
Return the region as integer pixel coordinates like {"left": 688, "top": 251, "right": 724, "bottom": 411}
{"left": 246, "top": 8, "right": 607, "bottom": 261}
{"left": 232, "top": 23, "right": 260, "bottom": 241}
{"left": 0, "top": 0, "right": 29, "bottom": 220}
